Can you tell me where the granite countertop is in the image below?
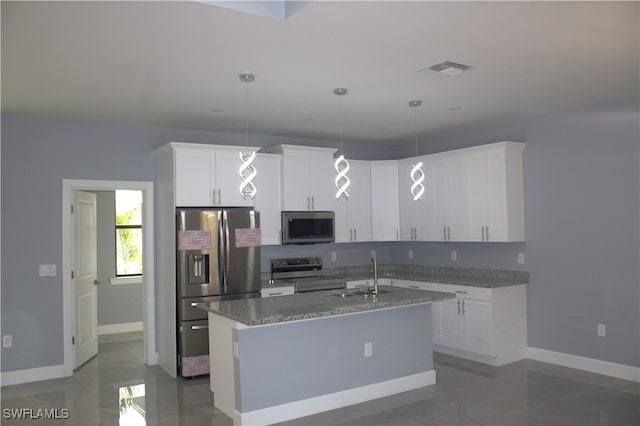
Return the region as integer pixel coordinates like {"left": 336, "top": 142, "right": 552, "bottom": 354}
{"left": 262, "top": 264, "right": 528, "bottom": 289}
{"left": 198, "top": 286, "right": 454, "bottom": 326}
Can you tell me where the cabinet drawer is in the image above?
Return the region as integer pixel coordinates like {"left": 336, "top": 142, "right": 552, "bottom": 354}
{"left": 437, "top": 283, "right": 492, "bottom": 301}
{"left": 261, "top": 287, "right": 295, "bottom": 297}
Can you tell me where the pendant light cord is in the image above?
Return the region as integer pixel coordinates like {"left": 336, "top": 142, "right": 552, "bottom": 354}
{"left": 245, "top": 80, "right": 249, "bottom": 147}
{"left": 339, "top": 93, "right": 344, "bottom": 155}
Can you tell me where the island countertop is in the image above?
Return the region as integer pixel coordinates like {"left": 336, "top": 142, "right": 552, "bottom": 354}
{"left": 197, "top": 286, "right": 454, "bottom": 326}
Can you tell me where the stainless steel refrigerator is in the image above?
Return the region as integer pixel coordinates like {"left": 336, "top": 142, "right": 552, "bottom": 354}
{"left": 176, "top": 208, "right": 261, "bottom": 377}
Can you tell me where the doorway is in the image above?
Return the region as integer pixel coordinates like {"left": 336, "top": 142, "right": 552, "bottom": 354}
{"left": 62, "top": 180, "right": 156, "bottom": 376}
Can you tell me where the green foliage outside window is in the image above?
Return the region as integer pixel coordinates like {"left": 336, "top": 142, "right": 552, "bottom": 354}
{"left": 116, "top": 190, "right": 143, "bottom": 276}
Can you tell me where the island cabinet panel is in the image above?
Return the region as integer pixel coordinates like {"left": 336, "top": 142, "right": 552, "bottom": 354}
{"left": 209, "top": 303, "right": 435, "bottom": 425}
{"left": 391, "top": 279, "right": 527, "bottom": 366}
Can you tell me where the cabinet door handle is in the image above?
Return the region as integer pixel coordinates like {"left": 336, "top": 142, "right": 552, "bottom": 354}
{"left": 447, "top": 227, "right": 451, "bottom": 241}
{"left": 191, "top": 325, "right": 209, "bottom": 331}
{"left": 306, "top": 196, "right": 310, "bottom": 210}
{"left": 457, "top": 299, "right": 461, "bottom": 315}
{"left": 354, "top": 228, "right": 357, "bottom": 241}
{"left": 212, "top": 189, "right": 216, "bottom": 205}
{"left": 268, "top": 292, "right": 283, "bottom": 296}
{"left": 408, "top": 285, "right": 419, "bottom": 289}
{"left": 455, "top": 290, "right": 468, "bottom": 294}
{"left": 349, "top": 228, "right": 353, "bottom": 241}
{"left": 396, "top": 229, "right": 399, "bottom": 240}
{"left": 218, "top": 189, "right": 221, "bottom": 205}
{"left": 486, "top": 226, "right": 489, "bottom": 241}
{"left": 481, "top": 226, "right": 485, "bottom": 241}
{"left": 311, "top": 196, "right": 315, "bottom": 210}
{"left": 462, "top": 300, "right": 465, "bottom": 315}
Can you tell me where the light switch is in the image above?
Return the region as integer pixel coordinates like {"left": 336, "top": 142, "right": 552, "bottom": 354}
{"left": 39, "top": 264, "right": 57, "bottom": 277}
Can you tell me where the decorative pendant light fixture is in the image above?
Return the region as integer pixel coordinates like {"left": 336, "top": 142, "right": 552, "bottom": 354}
{"left": 409, "top": 99, "right": 425, "bottom": 201}
{"left": 334, "top": 87, "right": 350, "bottom": 200}
{"left": 239, "top": 73, "right": 257, "bottom": 200}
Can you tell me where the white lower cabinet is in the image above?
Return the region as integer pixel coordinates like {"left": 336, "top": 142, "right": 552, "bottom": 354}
{"left": 261, "top": 286, "right": 295, "bottom": 297}
{"left": 391, "top": 279, "right": 527, "bottom": 366}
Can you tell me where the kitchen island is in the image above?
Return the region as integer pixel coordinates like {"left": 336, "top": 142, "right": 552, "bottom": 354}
{"left": 198, "top": 286, "right": 454, "bottom": 425}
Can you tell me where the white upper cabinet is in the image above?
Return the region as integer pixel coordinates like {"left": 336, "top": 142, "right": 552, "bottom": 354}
{"left": 253, "top": 153, "right": 282, "bottom": 245}
{"left": 398, "top": 141, "right": 525, "bottom": 242}
{"left": 263, "top": 145, "right": 337, "bottom": 211}
{"left": 398, "top": 156, "right": 436, "bottom": 241}
{"left": 465, "top": 142, "right": 525, "bottom": 242}
{"left": 335, "top": 160, "right": 372, "bottom": 243}
{"left": 174, "top": 143, "right": 259, "bottom": 207}
{"left": 431, "top": 152, "right": 469, "bottom": 241}
{"left": 370, "top": 160, "right": 400, "bottom": 241}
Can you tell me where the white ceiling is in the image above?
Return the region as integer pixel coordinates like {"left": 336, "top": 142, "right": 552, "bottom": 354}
{"left": 2, "top": 1, "right": 638, "bottom": 144}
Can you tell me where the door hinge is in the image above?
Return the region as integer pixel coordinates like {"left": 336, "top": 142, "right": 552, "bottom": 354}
{"left": 72, "top": 336, "right": 75, "bottom": 345}
{"left": 71, "top": 270, "right": 74, "bottom": 279}
{"left": 70, "top": 204, "right": 74, "bottom": 214}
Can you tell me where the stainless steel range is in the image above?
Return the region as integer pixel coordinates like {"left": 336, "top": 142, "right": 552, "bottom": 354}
{"left": 271, "top": 256, "right": 346, "bottom": 292}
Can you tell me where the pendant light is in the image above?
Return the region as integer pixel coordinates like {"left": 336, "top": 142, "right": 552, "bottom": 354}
{"left": 334, "top": 87, "right": 350, "bottom": 200}
{"left": 409, "top": 99, "right": 425, "bottom": 201}
{"left": 239, "top": 73, "right": 257, "bottom": 200}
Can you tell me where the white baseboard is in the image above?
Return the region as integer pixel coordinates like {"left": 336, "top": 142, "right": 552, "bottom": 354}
{"left": 1, "top": 364, "right": 69, "bottom": 387}
{"left": 232, "top": 370, "right": 436, "bottom": 426}
{"left": 98, "top": 321, "right": 143, "bottom": 335}
{"left": 527, "top": 347, "right": 640, "bottom": 383}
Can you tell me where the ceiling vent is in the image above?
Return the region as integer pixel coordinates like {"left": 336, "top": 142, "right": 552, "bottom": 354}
{"left": 419, "top": 61, "right": 473, "bottom": 77}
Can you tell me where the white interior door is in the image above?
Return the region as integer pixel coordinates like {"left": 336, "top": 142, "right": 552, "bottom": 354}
{"left": 74, "top": 190, "right": 98, "bottom": 369}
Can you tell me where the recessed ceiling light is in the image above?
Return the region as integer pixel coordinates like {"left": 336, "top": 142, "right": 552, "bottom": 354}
{"left": 418, "top": 61, "right": 473, "bottom": 77}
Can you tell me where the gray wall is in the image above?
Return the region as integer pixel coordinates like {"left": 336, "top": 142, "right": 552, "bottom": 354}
{"left": 2, "top": 96, "right": 638, "bottom": 373}
{"left": 0, "top": 113, "right": 387, "bottom": 372}
{"left": 93, "top": 191, "right": 143, "bottom": 327}
{"left": 389, "top": 97, "right": 640, "bottom": 368}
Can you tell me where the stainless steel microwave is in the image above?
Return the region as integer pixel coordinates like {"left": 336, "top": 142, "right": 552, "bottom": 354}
{"left": 281, "top": 211, "right": 335, "bottom": 244}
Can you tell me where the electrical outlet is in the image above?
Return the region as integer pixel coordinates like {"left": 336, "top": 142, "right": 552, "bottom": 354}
{"left": 597, "top": 324, "right": 606, "bottom": 337}
{"left": 39, "top": 264, "right": 57, "bottom": 277}
{"left": 364, "top": 342, "right": 373, "bottom": 357}
{"left": 3, "top": 335, "right": 13, "bottom": 348}
{"left": 451, "top": 250, "right": 457, "bottom": 261}
{"left": 408, "top": 249, "right": 414, "bottom": 260}
{"left": 331, "top": 252, "right": 337, "bottom": 262}
{"left": 517, "top": 253, "right": 525, "bottom": 265}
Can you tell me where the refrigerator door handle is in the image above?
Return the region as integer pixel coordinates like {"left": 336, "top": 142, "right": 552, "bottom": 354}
{"left": 217, "top": 211, "right": 226, "bottom": 294}
{"left": 223, "top": 211, "right": 231, "bottom": 292}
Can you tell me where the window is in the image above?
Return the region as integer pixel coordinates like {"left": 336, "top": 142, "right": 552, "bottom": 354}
{"left": 115, "top": 190, "right": 143, "bottom": 276}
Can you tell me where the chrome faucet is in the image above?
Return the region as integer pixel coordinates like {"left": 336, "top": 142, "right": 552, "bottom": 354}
{"left": 370, "top": 256, "right": 379, "bottom": 295}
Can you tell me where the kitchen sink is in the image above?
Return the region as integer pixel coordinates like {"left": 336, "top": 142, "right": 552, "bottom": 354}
{"left": 331, "top": 288, "right": 391, "bottom": 297}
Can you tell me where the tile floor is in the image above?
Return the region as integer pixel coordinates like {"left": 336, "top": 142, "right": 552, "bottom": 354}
{"left": 1, "top": 334, "right": 638, "bottom": 425}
